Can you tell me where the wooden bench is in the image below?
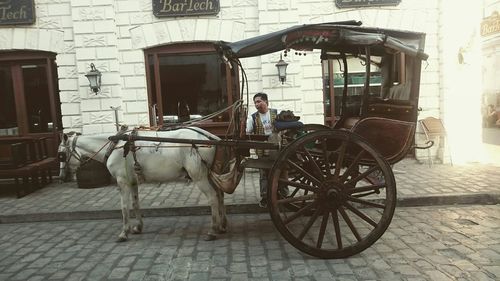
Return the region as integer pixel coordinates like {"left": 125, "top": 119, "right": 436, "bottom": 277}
{"left": 0, "top": 138, "right": 58, "bottom": 198}
{"left": 0, "top": 141, "right": 37, "bottom": 197}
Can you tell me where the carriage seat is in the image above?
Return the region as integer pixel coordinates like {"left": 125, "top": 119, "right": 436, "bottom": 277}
{"left": 274, "top": 120, "right": 303, "bottom": 131}
{"left": 341, "top": 117, "right": 360, "bottom": 129}
{"left": 274, "top": 110, "right": 303, "bottom": 131}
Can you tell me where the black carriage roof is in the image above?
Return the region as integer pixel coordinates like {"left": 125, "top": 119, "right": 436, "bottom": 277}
{"left": 222, "top": 21, "right": 428, "bottom": 60}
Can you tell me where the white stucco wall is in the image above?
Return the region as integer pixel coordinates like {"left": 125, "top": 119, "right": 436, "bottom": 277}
{"left": 0, "top": 0, "right": 443, "bottom": 134}
{"left": 12, "top": 0, "right": 492, "bottom": 161}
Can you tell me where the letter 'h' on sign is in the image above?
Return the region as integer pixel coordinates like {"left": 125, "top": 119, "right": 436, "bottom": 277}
{"left": 0, "top": 0, "right": 35, "bottom": 25}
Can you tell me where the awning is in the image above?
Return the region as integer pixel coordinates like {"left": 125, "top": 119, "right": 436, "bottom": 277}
{"left": 223, "top": 21, "right": 428, "bottom": 60}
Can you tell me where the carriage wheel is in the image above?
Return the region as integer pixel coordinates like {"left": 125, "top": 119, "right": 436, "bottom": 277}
{"left": 268, "top": 130, "right": 396, "bottom": 259}
{"left": 279, "top": 123, "right": 331, "bottom": 146}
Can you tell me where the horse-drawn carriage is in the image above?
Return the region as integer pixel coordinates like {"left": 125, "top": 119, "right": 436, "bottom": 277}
{"left": 59, "top": 21, "right": 429, "bottom": 259}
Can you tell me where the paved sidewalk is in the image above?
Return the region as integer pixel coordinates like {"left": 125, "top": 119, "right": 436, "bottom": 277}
{"left": 0, "top": 159, "right": 499, "bottom": 222}
{"left": 0, "top": 205, "right": 499, "bottom": 280}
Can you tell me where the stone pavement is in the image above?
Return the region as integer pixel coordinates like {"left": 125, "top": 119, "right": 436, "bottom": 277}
{"left": 0, "top": 205, "right": 499, "bottom": 280}
{"left": 0, "top": 158, "right": 499, "bottom": 223}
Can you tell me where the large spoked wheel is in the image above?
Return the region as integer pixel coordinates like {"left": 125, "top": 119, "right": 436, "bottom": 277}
{"left": 268, "top": 130, "right": 396, "bottom": 259}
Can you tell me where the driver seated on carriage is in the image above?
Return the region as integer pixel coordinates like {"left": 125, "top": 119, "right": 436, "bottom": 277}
{"left": 246, "top": 92, "right": 301, "bottom": 207}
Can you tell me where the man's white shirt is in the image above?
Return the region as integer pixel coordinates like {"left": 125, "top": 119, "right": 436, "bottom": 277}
{"left": 246, "top": 111, "right": 274, "bottom": 136}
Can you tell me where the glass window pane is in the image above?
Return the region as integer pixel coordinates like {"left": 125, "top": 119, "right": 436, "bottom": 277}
{"left": 158, "top": 53, "right": 226, "bottom": 123}
{"left": 0, "top": 65, "right": 18, "bottom": 136}
{"left": 21, "top": 61, "right": 53, "bottom": 133}
{"left": 331, "top": 56, "right": 382, "bottom": 117}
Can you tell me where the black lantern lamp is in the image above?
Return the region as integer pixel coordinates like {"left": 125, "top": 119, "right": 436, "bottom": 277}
{"left": 85, "top": 63, "right": 101, "bottom": 94}
{"left": 275, "top": 54, "right": 288, "bottom": 84}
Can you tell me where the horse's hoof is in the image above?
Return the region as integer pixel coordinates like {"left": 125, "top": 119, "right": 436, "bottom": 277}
{"left": 116, "top": 235, "right": 128, "bottom": 242}
{"left": 203, "top": 233, "right": 217, "bottom": 241}
{"left": 132, "top": 225, "right": 143, "bottom": 234}
{"left": 116, "top": 233, "right": 128, "bottom": 242}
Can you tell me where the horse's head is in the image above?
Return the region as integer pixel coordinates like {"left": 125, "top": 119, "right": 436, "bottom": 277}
{"left": 58, "top": 132, "right": 82, "bottom": 182}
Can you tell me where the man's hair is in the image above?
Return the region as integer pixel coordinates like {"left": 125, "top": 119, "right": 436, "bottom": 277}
{"left": 253, "top": 92, "right": 268, "bottom": 102}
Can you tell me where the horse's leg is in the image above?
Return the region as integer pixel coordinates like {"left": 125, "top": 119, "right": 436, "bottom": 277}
{"left": 192, "top": 176, "right": 227, "bottom": 241}
{"left": 130, "top": 182, "right": 143, "bottom": 234}
{"left": 216, "top": 187, "right": 227, "bottom": 231}
{"left": 117, "top": 177, "right": 132, "bottom": 242}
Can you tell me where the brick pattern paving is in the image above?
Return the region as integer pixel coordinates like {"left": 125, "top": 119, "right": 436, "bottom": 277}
{"left": 0, "top": 160, "right": 499, "bottom": 216}
{"left": 0, "top": 205, "right": 498, "bottom": 280}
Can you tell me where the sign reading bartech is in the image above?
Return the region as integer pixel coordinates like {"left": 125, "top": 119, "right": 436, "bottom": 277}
{"left": 481, "top": 11, "right": 500, "bottom": 37}
{"left": 153, "top": 0, "right": 220, "bottom": 17}
{"left": 0, "top": 0, "right": 35, "bottom": 25}
{"left": 335, "top": 0, "right": 401, "bottom": 8}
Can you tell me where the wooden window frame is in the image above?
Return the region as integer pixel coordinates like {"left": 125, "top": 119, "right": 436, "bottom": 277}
{"left": 144, "top": 42, "right": 240, "bottom": 136}
{"left": 0, "top": 51, "right": 61, "bottom": 156}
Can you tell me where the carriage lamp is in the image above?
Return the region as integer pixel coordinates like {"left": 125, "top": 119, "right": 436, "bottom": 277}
{"left": 275, "top": 54, "right": 288, "bottom": 84}
{"left": 85, "top": 63, "right": 102, "bottom": 94}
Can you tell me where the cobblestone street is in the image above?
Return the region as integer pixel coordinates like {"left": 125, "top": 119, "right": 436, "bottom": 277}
{"left": 0, "top": 205, "right": 499, "bottom": 281}
{"left": 0, "top": 159, "right": 499, "bottom": 221}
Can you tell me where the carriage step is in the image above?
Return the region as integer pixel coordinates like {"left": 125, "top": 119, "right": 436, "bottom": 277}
{"left": 242, "top": 159, "right": 274, "bottom": 170}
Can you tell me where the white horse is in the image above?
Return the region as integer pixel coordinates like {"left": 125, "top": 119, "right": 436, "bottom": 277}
{"left": 58, "top": 128, "right": 227, "bottom": 241}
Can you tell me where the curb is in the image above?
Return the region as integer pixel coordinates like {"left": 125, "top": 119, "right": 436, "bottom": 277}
{"left": 0, "top": 193, "right": 498, "bottom": 224}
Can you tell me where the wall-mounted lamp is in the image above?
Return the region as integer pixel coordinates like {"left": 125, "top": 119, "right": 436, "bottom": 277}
{"left": 85, "top": 63, "right": 101, "bottom": 94}
{"left": 275, "top": 54, "right": 288, "bottom": 84}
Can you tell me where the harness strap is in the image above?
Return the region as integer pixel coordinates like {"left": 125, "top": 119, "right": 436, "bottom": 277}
{"left": 69, "top": 135, "right": 82, "bottom": 162}
{"left": 104, "top": 125, "right": 128, "bottom": 162}
{"left": 130, "top": 129, "right": 145, "bottom": 183}
{"left": 191, "top": 143, "right": 209, "bottom": 167}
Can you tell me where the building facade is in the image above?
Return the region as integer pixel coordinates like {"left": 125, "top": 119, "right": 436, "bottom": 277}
{"left": 0, "top": 0, "right": 496, "bottom": 163}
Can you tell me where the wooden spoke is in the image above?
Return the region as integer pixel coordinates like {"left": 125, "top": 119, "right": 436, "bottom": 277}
{"left": 340, "top": 150, "right": 365, "bottom": 182}
{"left": 321, "top": 140, "right": 332, "bottom": 178}
{"left": 286, "top": 159, "right": 322, "bottom": 186}
{"left": 334, "top": 141, "right": 347, "bottom": 179}
{"left": 301, "top": 189, "right": 310, "bottom": 208}
{"left": 290, "top": 187, "right": 300, "bottom": 197}
{"left": 338, "top": 207, "right": 362, "bottom": 241}
{"left": 353, "top": 191, "right": 380, "bottom": 198}
{"left": 299, "top": 146, "right": 325, "bottom": 180}
{"left": 298, "top": 207, "right": 322, "bottom": 241}
{"left": 346, "top": 183, "right": 386, "bottom": 195}
{"left": 277, "top": 194, "right": 316, "bottom": 205}
{"left": 332, "top": 209, "right": 343, "bottom": 249}
{"left": 346, "top": 165, "right": 380, "bottom": 185}
{"left": 283, "top": 202, "right": 317, "bottom": 225}
{"left": 343, "top": 202, "right": 378, "bottom": 227}
{"left": 278, "top": 179, "right": 318, "bottom": 193}
{"left": 347, "top": 196, "right": 385, "bottom": 209}
{"left": 316, "top": 211, "right": 330, "bottom": 248}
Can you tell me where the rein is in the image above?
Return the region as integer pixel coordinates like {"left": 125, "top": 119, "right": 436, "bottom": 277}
{"left": 65, "top": 135, "right": 112, "bottom": 166}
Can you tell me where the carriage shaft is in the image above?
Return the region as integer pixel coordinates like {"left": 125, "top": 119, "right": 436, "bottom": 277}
{"left": 108, "top": 134, "right": 280, "bottom": 150}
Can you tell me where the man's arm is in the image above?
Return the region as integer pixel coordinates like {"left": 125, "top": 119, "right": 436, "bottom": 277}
{"left": 246, "top": 114, "right": 254, "bottom": 134}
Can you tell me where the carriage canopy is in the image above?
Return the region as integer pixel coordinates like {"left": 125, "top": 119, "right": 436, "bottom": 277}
{"left": 222, "top": 21, "right": 428, "bottom": 60}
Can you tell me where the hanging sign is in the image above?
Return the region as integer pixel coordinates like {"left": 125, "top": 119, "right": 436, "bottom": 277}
{"left": 153, "top": 0, "right": 220, "bottom": 17}
{"left": 0, "top": 0, "right": 35, "bottom": 25}
{"left": 481, "top": 11, "right": 500, "bottom": 37}
{"left": 335, "top": 0, "right": 401, "bottom": 9}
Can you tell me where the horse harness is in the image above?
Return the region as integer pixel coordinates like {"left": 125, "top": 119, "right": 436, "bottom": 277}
{"left": 118, "top": 126, "right": 217, "bottom": 182}
{"left": 58, "top": 133, "right": 82, "bottom": 164}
